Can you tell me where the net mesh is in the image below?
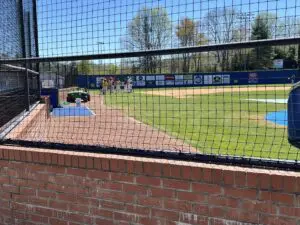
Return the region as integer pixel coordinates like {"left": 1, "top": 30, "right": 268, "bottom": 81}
{"left": 1, "top": 0, "right": 300, "bottom": 166}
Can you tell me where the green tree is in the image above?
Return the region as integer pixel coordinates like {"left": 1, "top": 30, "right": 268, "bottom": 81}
{"left": 205, "top": 8, "right": 238, "bottom": 71}
{"left": 249, "top": 14, "right": 273, "bottom": 69}
{"left": 176, "top": 18, "right": 207, "bottom": 72}
{"left": 126, "top": 7, "right": 171, "bottom": 73}
{"left": 77, "top": 60, "right": 92, "bottom": 75}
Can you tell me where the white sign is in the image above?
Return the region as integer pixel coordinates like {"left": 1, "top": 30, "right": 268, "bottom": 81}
{"left": 204, "top": 75, "right": 213, "bottom": 85}
{"left": 146, "top": 76, "right": 155, "bottom": 81}
{"left": 222, "top": 75, "right": 231, "bottom": 84}
{"left": 136, "top": 81, "right": 146, "bottom": 86}
{"left": 175, "top": 80, "right": 184, "bottom": 85}
{"left": 156, "top": 81, "right": 165, "bottom": 86}
{"left": 175, "top": 75, "right": 184, "bottom": 80}
{"left": 156, "top": 75, "right": 165, "bottom": 81}
{"left": 273, "top": 59, "right": 284, "bottom": 69}
{"left": 184, "top": 80, "right": 193, "bottom": 85}
{"left": 165, "top": 80, "right": 175, "bottom": 86}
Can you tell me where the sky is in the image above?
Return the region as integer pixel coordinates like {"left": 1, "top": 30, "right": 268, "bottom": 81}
{"left": 36, "top": 0, "right": 300, "bottom": 58}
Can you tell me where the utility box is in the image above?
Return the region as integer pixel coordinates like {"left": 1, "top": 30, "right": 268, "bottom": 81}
{"left": 288, "top": 81, "right": 300, "bottom": 148}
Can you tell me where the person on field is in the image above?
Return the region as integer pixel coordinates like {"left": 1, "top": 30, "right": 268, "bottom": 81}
{"left": 127, "top": 80, "right": 133, "bottom": 93}
{"left": 115, "top": 79, "right": 121, "bottom": 93}
{"left": 108, "top": 77, "right": 114, "bottom": 94}
{"left": 102, "top": 78, "right": 108, "bottom": 95}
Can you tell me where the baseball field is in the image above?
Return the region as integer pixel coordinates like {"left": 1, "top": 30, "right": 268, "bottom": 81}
{"left": 103, "top": 85, "right": 300, "bottom": 161}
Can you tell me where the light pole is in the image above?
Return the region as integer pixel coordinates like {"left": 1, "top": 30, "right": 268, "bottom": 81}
{"left": 97, "top": 42, "right": 104, "bottom": 54}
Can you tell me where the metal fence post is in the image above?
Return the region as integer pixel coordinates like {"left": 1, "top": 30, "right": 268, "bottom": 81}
{"left": 25, "top": 69, "right": 30, "bottom": 111}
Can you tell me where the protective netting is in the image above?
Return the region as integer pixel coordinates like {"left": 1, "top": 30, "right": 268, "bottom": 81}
{"left": 1, "top": 0, "right": 300, "bottom": 167}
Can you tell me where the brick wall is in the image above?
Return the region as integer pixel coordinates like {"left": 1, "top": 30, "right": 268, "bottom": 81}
{"left": 0, "top": 146, "right": 299, "bottom": 225}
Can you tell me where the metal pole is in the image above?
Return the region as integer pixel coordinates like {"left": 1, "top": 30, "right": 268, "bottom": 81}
{"left": 25, "top": 69, "right": 30, "bottom": 111}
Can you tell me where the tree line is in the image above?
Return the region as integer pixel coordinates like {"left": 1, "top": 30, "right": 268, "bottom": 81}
{"left": 63, "top": 7, "right": 300, "bottom": 75}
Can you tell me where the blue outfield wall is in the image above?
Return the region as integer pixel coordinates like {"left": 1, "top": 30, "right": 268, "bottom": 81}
{"left": 76, "top": 69, "right": 300, "bottom": 89}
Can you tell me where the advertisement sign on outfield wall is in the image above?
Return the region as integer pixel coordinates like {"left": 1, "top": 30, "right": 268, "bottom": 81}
{"left": 194, "top": 75, "right": 203, "bottom": 84}
{"left": 77, "top": 69, "right": 299, "bottom": 89}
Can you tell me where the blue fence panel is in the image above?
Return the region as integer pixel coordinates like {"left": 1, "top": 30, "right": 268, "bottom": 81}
{"left": 76, "top": 69, "right": 299, "bottom": 89}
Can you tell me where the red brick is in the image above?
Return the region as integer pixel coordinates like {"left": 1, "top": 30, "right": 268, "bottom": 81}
{"left": 95, "top": 218, "right": 114, "bottom": 225}
{"left": 87, "top": 170, "right": 110, "bottom": 180}
{"left": 68, "top": 213, "right": 93, "bottom": 224}
{"left": 258, "top": 174, "right": 271, "bottom": 189}
{"left": 101, "top": 191, "right": 135, "bottom": 203}
{"left": 114, "top": 211, "right": 138, "bottom": 223}
{"left": 192, "top": 204, "right": 209, "bottom": 215}
{"left": 0, "top": 176, "right": 9, "bottom": 184}
{"left": 67, "top": 168, "right": 86, "bottom": 177}
{"left": 137, "top": 196, "right": 162, "bottom": 207}
{"left": 65, "top": 155, "right": 72, "bottom": 167}
{"left": 190, "top": 167, "right": 203, "bottom": 181}
{"left": 177, "top": 191, "right": 206, "bottom": 202}
{"left": 58, "top": 155, "right": 65, "bottom": 166}
{"left": 136, "top": 176, "right": 161, "bottom": 186}
{"left": 110, "top": 159, "right": 126, "bottom": 172}
{"left": 78, "top": 156, "right": 86, "bottom": 168}
{"left": 283, "top": 176, "right": 297, "bottom": 193}
{"left": 86, "top": 157, "right": 94, "bottom": 169}
{"left": 111, "top": 173, "right": 134, "bottom": 183}
{"left": 164, "top": 199, "right": 192, "bottom": 212}
{"left": 93, "top": 158, "right": 102, "bottom": 170}
{"left": 163, "top": 179, "right": 190, "bottom": 190}
{"left": 152, "top": 208, "right": 179, "bottom": 221}
{"left": 123, "top": 183, "right": 147, "bottom": 195}
{"left": 144, "top": 162, "right": 162, "bottom": 177}
{"left": 30, "top": 214, "right": 48, "bottom": 223}
{"left": 209, "top": 206, "right": 227, "bottom": 218}
{"left": 126, "top": 204, "right": 150, "bottom": 216}
{"left": 49, "top": 218, "right": 68, "bottom": 225}
{"left": 139, "top": 217, "right": 163, "bottom": 225}
{"left": 47, "top": 166, "right": 65, "bottom": 174}
{"left": 69, "top": 204, "right": 89, "bottom": 214}
{"left": 260, "top": 215, "right": 297, "bottom": 225}
{"left": 224, "top": 188, "right": 257, "bottom": 199}
{"left": 34, "top": 207, "right": 54, "bottom": 217}
{"left": 181, "top": 166, "right": 192, "bottom": 180}
{"left": 179, "top": 213, "right": 208, "bottom": 225}
{"left": 99, "top": 200, "right": 125, "bottom": 210}
{"left": 2, "top": 184, "right": 19, "bottom": 193}
{"left": 211, "top": 169, "right": 223, "bottom": 185}
{"left": 271, "top": 175, "right": 283, "bottom": 191}
{"left": 101, "top": 181, "right": 123, "bottom": 191}
{"left": 238, "top": 211, "right": 259, "bottom": 224}
{"left": 279, "top": 206, "right": 300, "bottom": 217}
{"left": 20, "top": 187, "right": 36, "bottom": 196}
{"left": 208, "top": 196, "right": 239, "bottom": 208}
{"left": 202, "top": 168, "right": 212, "bottom": 183}
{"left": 91, "top": 208, "right": 114, "bottom": 218}
{"left": 247, "top": 173, "right": 258, "bottom": 188}
{"left": 52, "top": 154, "right": 58, "bottom": 165}
{"left": 45, "top": 153, "right": 52, "bottom": 164}
{"left": 149, "top": 187, "right": 175, "bottom": 198}
{"left": 235, "top": 171, "right": 246, "bottom": 187}
{"left": 192, "top": 183, "right": 221, "bottom": 194}
{"left": 49, "top": 201, "right": 69, "bottom": 210}
{"left": 271, "top": 192, "right": 294, "bottom": 205}
{"left": 101, "top": 159, "right": 110, "bottom": 171}
{"left": 72, "top": 156, "right": 79, "bottom": 167}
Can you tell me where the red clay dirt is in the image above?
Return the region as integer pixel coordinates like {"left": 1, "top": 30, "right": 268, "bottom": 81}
{"left": 9, "top": 92, "right": 196, "bottom": 153}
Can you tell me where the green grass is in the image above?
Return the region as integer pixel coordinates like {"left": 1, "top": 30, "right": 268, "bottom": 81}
{"left": 102, "top": 87, "right": 300, "bottom": 161}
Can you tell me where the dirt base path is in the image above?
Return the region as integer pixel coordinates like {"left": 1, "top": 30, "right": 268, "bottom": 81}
{"left": 142, "top": 86, "right": 291, "bottom": 98}
{"left": 15, "top": 94, "right": 196, "bottom": 153}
